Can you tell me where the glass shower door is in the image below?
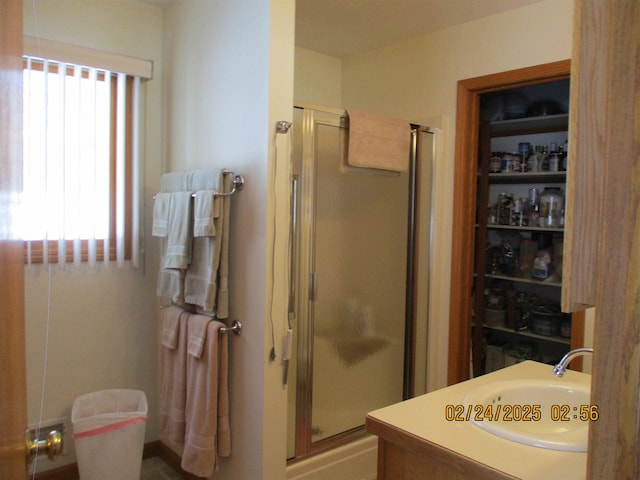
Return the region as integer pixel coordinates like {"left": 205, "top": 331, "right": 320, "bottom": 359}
{"left": 292, "top": 106, "right": 410, "bottom": 452}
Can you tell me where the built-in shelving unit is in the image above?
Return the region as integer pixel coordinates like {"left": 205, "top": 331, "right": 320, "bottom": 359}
{"left": 471, "top": 80, "right": 580, "bottom": 376}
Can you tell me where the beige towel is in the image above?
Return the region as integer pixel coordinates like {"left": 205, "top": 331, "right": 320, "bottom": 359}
{"left": 215, "top": 178, "right": 231, "bottom": 319}
{"left": 187, "top": 314, "right": 210, "bottom": 358}
{"left": 152, "top": 193, "right": 171, "bottom": 237}
{"left": 193, "top": 190, "right": 219, "bottom": 237}
{"left": 159, "top": 307, "right": 189, "bottom": 446}
{"left": 182, "top": 321, "right": 231, "bottom": 477}
{"left": 346, "top": 109, "right": 410, "bottom": 172}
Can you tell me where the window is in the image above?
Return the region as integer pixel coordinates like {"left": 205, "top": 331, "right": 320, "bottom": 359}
{"left": 21, "top": 56, "right": 140, "bottom": 266}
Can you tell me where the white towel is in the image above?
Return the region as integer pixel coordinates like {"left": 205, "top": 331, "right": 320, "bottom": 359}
{"left": 186, "top": 169, "right": 224, "bottom": 191}
{"left": 152, "top": 193, "right": 171, "bottom": 237}
{"left": 164, "top": 192, "right": 193, "bottom": 270}
{"left": 193, "top": 190, "right": 219, "bottom": 237}
{"left": 161, "top": 171, "right": 189, "bottom": 192}
{"left": 184, "top": 171, "right": 231, "bottom": 315}
{"left": 346, "top": 109, "right": 410, "bottom": 172}
{"left": 156, "top": 267, "right": 185, "bottom": 304}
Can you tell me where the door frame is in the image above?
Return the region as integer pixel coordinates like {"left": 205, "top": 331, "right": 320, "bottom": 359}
{"left": 447, "top": 60, "right": 585, "bottom": 384}
{"left": 0, "top": 0, "right": 28, "bottom": 478}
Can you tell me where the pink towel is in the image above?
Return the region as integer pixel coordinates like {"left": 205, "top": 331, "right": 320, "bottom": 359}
{"left": 160, "top": 306, "right": 181, "bottom": 349}
{"left": 187, "top": 314, "right": 210, "bottom": 358}
{"left": 159, "top": 307, "right": 189, "bottom": 446}
{"left": 181, "top": 321, "right": 231, "bottom": 477}
{"left": 346, "top": 109, "right": 410, "bottom": 172}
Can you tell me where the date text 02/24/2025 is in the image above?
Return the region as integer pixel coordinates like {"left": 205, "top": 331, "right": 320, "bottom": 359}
{"left": 444, "top": 404, "right": 599, "bottom": 422}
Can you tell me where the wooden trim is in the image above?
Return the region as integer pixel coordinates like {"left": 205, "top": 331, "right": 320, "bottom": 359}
{"left": 23, "top": 35, "right": 153, "bottom": 79}
{"left": 448, "top": 61, "right": 573, "bottom": 385}
{"left": 0, "top": 0, "right": 27, "bottom": 478}
{"left": 584, "top": 0, "right": 640, "bottom": 477}
{"left": 561, "top": 0, "right": 605, "bottom": 312}
{"left": 31, "top": 441, "right": 208, "bottom": 480}
{"left": 367, "top": 416, "right": 517, "bottom": 480}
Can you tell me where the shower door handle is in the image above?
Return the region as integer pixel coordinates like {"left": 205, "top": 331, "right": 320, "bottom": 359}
{"left": 309, "top": 273, "right": 318, "bottom": 301}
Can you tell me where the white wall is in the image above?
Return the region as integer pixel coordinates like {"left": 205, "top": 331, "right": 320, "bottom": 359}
{"left": 23, "top": 0, "right": 163, "bottom": 473}
{"left": 162, "top": 1, "right": 294, "bottom": 479}
{"left": 294, "top": 47, "right": 342, "bottom": 107}
{"left": 339, "top": 0, "right": 580, "bottom": 390}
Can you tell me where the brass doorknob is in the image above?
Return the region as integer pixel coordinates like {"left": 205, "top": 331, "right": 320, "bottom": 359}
{"left": 26, "top": 429, "right": 63, "bottom": 463}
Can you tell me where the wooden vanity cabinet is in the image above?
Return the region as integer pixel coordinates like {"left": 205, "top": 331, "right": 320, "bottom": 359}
{"left": 366, "top": 417, "right": 516, "bottom": 480}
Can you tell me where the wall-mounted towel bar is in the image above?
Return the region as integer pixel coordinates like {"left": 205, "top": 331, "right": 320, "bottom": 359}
{"left": 214, "top": 174, "right": 244, "bottom": 197}
{"left": 220, "top": 320, "right": 242, "bottom": 336}
{"left": 153, "top": 174, "right": 245, "bottom": 200}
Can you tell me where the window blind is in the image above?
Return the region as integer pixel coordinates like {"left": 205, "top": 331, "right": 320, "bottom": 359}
{"left": 22, "top": 56, "right": 143, "bottom": 267}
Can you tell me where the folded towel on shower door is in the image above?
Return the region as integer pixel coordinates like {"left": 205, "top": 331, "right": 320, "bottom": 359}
{"left": 159, "top": 306, "right": 189, "bottom": 447}
{"left": 182, "top": 320, "right": 231, "bottom": 477}
{"left": 346, "top": 109, "right": 411, "bottom": 172}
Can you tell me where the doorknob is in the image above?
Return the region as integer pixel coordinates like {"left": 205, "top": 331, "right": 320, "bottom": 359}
{"left": 26, "top": 429, "right": 63, "bottom": 463}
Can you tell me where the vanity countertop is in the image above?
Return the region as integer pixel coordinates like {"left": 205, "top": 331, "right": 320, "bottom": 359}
{"left": 366, "top": 361, "right": 591, "bottom": 480}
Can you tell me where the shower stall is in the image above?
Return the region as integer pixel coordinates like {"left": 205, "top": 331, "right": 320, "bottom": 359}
{"left": 287, "top": 105, "right": 434, "bottom": 462}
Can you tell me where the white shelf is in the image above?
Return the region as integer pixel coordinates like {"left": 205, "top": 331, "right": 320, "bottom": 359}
{"left": 484, "top": 324, "right": 571, "bottom": 345}
{"left": 485, "top": 273, "right": 562, "bottom": 288}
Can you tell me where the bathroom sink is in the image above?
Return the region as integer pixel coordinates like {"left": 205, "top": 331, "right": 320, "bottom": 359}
{"left": 461, "top": 379, "right": 591, "bottom": 452}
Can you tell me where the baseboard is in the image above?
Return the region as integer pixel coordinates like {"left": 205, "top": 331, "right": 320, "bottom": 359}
{"left": 32, "top": 440, "right": 202, "bottom": 480}
{"left": 152, "top": 441, "right": 207, "bottom": 480}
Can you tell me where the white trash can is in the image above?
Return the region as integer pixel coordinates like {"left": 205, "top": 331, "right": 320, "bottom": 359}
{"left": 71, "top": 389, "right": 148, "bottom": 480}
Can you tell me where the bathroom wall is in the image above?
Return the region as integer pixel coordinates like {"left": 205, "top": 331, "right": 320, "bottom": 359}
{"left": 339, "top": 0, "right": 594, "bottom": 389}
{"left": 23, "top": 0, "right": 164, "bottom": 473}
{"left": 161, "top": 1, "right": 294, "bottom": 479}
{"left": 23, "top": 2, "right": 296, "bottom": 479}
{"left": 294, "top": 47, "right": 342, "bottom": 107}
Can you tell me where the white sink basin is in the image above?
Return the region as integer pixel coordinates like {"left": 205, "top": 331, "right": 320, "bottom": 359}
{"left": 462, "top": 379, "right": 591, "bottom": 451}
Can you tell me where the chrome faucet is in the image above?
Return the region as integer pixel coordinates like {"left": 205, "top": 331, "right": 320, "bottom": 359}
{"left": 552, "top": 347, "right": 594, "bottom": 377}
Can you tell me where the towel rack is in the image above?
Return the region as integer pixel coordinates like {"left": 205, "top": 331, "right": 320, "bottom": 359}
{"left": 220, "top": 320, "right": 242, "bottom": 336}
{"left": 214, "top": 174, "right": 245, "bottom": 197}
{"left": 153, "top": 174, "right": 245, "bottom": 199}
{"left": 161, "top": 305, "right": 243, "bottom": 336}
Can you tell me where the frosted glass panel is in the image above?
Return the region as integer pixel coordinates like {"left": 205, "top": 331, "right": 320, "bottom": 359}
{"left": 310, "top": 122, "right": 408, "bottom": 442}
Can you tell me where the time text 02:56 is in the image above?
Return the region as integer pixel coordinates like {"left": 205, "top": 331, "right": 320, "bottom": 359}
{"left": 444, "top": 404, "right": 599, "bottom": 422}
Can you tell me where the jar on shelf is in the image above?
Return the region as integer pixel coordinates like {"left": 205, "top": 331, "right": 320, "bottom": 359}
{"left": 488, "top": 204, "right": 499, "bottom": 224}
{"left": 490, "top": 153, "right": 502, "bottom": 173}
{"left": 497, "top": 192, "right": 513, "bottom": 225}
{"left": 539, "top": 187, "right": 564, "bottom": 227}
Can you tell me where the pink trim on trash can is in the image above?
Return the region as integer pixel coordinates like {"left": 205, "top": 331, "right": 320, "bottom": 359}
{"left": 72, "top": 416, "right": 148, "bottom": 439}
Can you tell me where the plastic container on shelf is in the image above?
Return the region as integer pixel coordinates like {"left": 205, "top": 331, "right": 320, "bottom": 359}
{"left": 539, "top": 188, "right": 564, "bottom": 227}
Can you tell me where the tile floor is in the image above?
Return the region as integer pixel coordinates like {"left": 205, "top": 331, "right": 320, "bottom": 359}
{"left": 140, "top": 457, "right": 185, "bottom": 480}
